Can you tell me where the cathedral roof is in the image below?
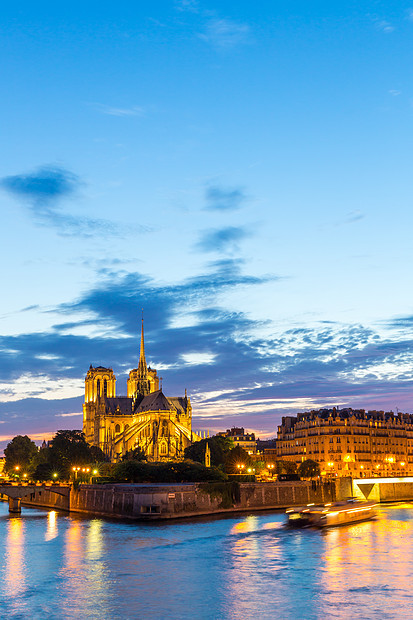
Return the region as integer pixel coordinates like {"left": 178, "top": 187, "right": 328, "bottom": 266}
{"left": 168, "top": 396, "right": 189, "bottom": 414}
{"left": 105, "top": 397, "right": 132, "bottom": 415}
{"left": 133, "top": 389, "right": 174, "bottom": 413}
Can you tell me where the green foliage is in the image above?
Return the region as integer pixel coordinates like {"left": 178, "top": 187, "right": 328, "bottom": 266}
{"left": 274, "top": 460, "right": 297, "bottom": 475}
{"left": 121, "top": 446, "right": 146, "bottom": 462}
{"left": 32, "top": 461, "right": 54, "bottom": 481}
{"left": 31, "top": 430, "right": 107, "bottom": 481}
{"left": 49, "top": 430, "right": 93, "bottom": 467}
{"left": 4, "top": 435, "right": 38, "bottom": 474}
{"left": 297, "top": 459, "right": 321, "bottom": 478}
{"left": 113, "top": 460, "right": 227, "bottom": 483}
{"left": 184, "top": 436, "right": 233, "bottom": 467}
{"left": 94, "top": 462, "right": 116, "bottom": 478}
{"left": 253, "top": 460, "right": 266, "bottom": 472}
{"left": 224, "top": 445, "right": 251, "bottom": 473}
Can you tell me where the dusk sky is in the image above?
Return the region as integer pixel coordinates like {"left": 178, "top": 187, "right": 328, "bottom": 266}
{"left": 2, "top": 1, "right": 413, "bottom": 450}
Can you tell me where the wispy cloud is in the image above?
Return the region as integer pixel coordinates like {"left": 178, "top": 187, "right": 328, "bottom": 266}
{"left": 175, "top": 0, "right": 199, "bottom": 13}
{"left": 373, "top": 18, "right": 395, "bottom": 33}
{"left": 92, "top": 103, "right": 145, "bottom": 117}
{"left": 196, "top": 226, "right": 251, "bottom": 253}
{"left": 2, "top": 261, "right": 413, "bottom": 437}
{"left": 204, "top": 185, "right": 247, "bottom": 211}
{"left": 342, "top": 210, "right": 365, "bottom": 224}
{"left": 1, "top": 165, "right": 147, "bottom": 238}
{"left": 199, "top": 18, "right": 250, "bottom": 49}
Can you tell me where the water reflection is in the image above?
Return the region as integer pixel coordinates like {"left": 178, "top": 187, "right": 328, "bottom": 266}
{"left": 4, "top": 517, "right": 26, "bottom": 599}
{"left": 1, "top": 504, "right": 413, "bottom": 619}
{"left": 45, "top": 510, "right": 58, "bottom": 541}
{"left": 319, "top": 508, "right": 413, "bottom": 617}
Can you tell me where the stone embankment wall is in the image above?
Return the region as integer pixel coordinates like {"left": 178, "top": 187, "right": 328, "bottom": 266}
{"left": 22, "top": 479, "right": 350, "bottom": 519}
{"left": 380, "top": 482, "right": 413, "bottom": 501}
{"left": 20, "top": 488, "right": 69, "bottom": 511}
{"left": 353, "top": 480, "right": 413, "bottom": 502}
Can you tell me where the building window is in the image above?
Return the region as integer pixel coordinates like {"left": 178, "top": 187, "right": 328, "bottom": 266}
{"left": 115, "top": 424, "right": 121, "bottom": 433}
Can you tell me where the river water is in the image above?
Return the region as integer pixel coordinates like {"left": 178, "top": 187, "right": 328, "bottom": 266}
{"left": 0, "top": 502, "right": 412, "bottom": 619}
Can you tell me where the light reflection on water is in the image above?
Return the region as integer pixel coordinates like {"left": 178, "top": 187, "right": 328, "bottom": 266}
{"left": 4, "top": 518, "right": 26, "bottom": 602}
{"left": 0, "top": 503, "right": 413, "bottom": 618}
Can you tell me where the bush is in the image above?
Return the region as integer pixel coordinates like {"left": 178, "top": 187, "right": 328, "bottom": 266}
{"left": 113, "top": 460, "right": 227, "bottom": 483}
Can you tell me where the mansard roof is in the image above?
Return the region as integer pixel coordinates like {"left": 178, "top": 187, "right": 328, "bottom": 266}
{"left": 133, "top": 389, "right": 174, "bottom": 413}
{"left": 105, "top": 397, "right": 132, "bottom": 416}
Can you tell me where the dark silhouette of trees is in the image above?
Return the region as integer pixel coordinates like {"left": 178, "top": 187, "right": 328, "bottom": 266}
{"left": 121, "top": 446, "right": 146, "bottom": 462}
{"left": 4, "top": 435, "right": 38, "bottom": 475}
{"left": 184, "top": 436, "right": 233, "bottom": 467}
{"left": 297, "top": 459, "right": 321, "bottom": 478}
{"left": 113, "top": 460, "right": 227, "bottom": 483}
{"left": 31, "top": 430, "right": 107, "bottom": 480}
{"left": 224, "top": 445, "right": 251, "bottom": 473}
{"left": 274, "top": 460, "right": 297, "bottom": 475}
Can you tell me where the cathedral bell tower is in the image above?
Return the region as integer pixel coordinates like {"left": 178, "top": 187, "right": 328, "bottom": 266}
{"left": 83, "top": 365, "right": 116, "bottom": 444}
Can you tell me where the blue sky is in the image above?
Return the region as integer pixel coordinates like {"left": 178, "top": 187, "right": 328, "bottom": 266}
{"left": 1, "top": 0, "right": 413, "bottom": 449}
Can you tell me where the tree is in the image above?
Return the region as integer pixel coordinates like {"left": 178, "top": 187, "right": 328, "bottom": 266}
{"left": 224, "top": 445, "right": 251, "bottom": 473}
{"left": 31, "top": 430, "right": 107, "bottom": 480}
{"left": 184, "top": 436, "right": 233, "bottom": 467}
{"left": 298, "top": 459, "right": 321, "bottom": 478}
{"left": 113, "top": 460, "right": 227, "bottom": 483}
{"left": 274, "top": 460, "right": 297, "bottom": 475}
{"left": 4, "top": 435, "right": 38, "bottom": 474}
{"left": 121, "top": 446, "right": 146, "bottom": 462}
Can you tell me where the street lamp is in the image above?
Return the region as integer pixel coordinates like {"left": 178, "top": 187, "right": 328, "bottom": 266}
{"left": 72, "top": 466, "right": 81, "bottom": 480}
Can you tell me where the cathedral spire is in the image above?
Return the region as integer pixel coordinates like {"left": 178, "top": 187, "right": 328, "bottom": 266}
{"left": 135, "top": 311, "right": 150, "bottom": 396}
{"left": 137, "top": 311, "right": 148, "bottom": 377}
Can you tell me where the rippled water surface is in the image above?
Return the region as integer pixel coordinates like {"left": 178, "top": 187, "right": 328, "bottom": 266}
{"left": 1, "top": 502, "right": 413, "bottom": 619}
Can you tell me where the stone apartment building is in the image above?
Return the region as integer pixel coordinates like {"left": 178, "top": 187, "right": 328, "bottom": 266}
{"left": 218, "top": 427, "right": 257, "bottom": 455}
{"left": 277, "top": 407, "right": 413, "bottom": 477}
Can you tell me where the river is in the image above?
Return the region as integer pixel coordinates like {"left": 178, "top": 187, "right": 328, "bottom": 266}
{"left": 0, "top": 502, "right": 412, "bottom": 619}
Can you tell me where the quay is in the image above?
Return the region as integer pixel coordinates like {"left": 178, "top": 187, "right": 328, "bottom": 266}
{"left": 0, "top": 478, "right": 347, "bottom": 518}
{"left": 17, "top": 479, "right": 341, "bottom": 518}
{"left": 3, "top": 476, "right": 413, "bottom": 518}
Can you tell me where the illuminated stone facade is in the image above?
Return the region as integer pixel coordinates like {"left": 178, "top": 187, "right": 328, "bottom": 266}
{"left": 83, "top": 321, "right": 198, "bottom": 462}
{"left": 277, "top": 408, "right": 413, "bottom": 477}
{"left": 218, "top": 427, "right": 257, "bottom": 455}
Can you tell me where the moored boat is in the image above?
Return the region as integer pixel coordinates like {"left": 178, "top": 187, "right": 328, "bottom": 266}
{"left": 286, "top": 498, "right": 377, "bottom": 528}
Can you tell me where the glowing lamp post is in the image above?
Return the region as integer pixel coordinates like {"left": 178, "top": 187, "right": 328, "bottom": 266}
{"left": 72, "top": 466, "right": 81, "bottom": 480}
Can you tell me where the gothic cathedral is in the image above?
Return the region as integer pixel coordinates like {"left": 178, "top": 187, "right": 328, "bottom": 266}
{"left": 83, "top": 319, "right": 198, "bottom": 461}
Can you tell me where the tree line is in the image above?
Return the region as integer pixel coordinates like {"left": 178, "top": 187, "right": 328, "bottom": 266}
{"left": 2, "top": 431, "right": 320, "bottom": 483}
